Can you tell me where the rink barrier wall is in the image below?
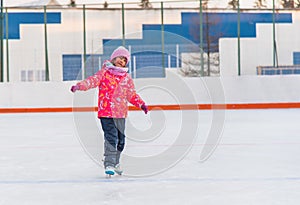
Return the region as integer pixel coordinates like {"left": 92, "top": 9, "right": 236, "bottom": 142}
{"left": 1, "top": 72, "right": 300, "bottom": 113}
{"left": 1, "top": 102, "right": 300, "bottom": 114}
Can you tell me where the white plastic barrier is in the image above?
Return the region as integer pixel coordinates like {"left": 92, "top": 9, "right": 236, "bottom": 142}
{"left": 0, "top": 69, "right": 300, "bottom": 110}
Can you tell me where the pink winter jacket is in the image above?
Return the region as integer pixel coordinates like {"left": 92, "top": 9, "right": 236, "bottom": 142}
{"left": 76, "top": 62, "right": 145, "bottom": 118}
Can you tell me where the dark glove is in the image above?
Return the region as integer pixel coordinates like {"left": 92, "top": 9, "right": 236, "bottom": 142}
{"left": 141, "top": 104, "right": 148, "bottom": 114}
{"left": 70, "top": 85, "right": 80, "bottom": 93}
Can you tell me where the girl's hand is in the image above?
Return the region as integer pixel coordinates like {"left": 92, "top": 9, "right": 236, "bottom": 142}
{"left": 141, "top": 104, "right": 148, "bottom": 114}
{"left": 70, "top": 85, "right": 80, "bottom": 93}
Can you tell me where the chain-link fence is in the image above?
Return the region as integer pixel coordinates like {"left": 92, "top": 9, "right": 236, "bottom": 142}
{"left": 0, "top": 0, "right": 299, "bottom": 82}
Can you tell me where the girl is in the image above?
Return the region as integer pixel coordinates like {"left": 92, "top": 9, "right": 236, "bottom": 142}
{"left": 70, "top": 46, "right": 148, "bottom": 176}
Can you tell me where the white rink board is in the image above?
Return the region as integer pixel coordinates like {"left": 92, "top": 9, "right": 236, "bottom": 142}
{"left": 1, "top": 71, "right": 300, "bottom": 108}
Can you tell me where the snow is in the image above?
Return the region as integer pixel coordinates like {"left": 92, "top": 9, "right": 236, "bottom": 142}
{"left": 1, "top": 109, "right": 300, "bottom": 205}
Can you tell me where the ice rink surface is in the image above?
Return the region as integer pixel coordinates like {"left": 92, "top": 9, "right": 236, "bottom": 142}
{"left": 1, "top": 109, "right": 300, "bottom": 205}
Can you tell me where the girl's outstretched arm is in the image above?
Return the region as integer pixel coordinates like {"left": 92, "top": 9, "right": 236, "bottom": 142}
{"left": 70, "top": 69, "right": 105, "bottom": 92}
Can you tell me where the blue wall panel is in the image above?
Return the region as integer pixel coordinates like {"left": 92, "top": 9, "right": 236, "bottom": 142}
{"left": 3, "top": 12, "right": 61, "bottom": 39}
{"left": 293, "top": 52, "right": 300, "bottom": 65}
{"left": 100, "top": 12, "right": 292, "bottom": 78}
{"left": 63, "top": 55, "right": 82, "bottom": 81}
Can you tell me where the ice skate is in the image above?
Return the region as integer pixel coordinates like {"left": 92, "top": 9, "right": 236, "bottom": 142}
{"left": 114, "top": 164, "right": 123, "bottom": 175}
{"left": 105, "top": 166, "right": 115, "bottom": 177}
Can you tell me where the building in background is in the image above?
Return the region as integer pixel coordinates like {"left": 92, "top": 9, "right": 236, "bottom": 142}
{"left": 0, "top": 6, "right": 299, "bottom": 82}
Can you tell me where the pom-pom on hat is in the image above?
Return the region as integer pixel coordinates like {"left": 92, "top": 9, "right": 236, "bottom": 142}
{"left": 110, "top": 46, "right": 130, "bottom": 63}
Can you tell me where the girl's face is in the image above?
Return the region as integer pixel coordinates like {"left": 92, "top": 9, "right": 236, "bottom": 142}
{"left": 112, "top": 56, "right": 127, "bottom": 68}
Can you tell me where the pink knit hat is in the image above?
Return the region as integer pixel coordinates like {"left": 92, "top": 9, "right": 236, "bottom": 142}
{"left": 110, "top": 46, "right": 130, "bottom": 63}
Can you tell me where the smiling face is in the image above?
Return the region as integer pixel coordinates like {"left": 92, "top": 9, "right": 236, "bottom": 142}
{"left": 111, "top": 56, "right": 127, "bottom": 68}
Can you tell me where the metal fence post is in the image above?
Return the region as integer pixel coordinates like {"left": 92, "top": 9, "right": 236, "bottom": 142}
{"left": 237, "top": 0, "right": 241, "bottom": 76}
{"left": 272, "top": 0, "right": 278, "bottom": 67}
{"left": 122, "top": 3, "right": 125, "bottom": 47}
{"left": 199, "top": 0, "right": 204, "bottom": 76}
{"left": 83, "top": 4, "right": 87, "bottom": 79}
{"left": 0, "top": 0, "right": 3, "bottom": 82}
{"left": 44, "top": 6, "right": 49, "bottom": 81}
{"left": 5, "top": 7, "right": 9, "bottom": 82}
{"left": 161, "top": 2, "right": 165, "bottom": 76}
{"left": 176, "top": 44, "right": 179, "bottom": 68}
{"left": 133, "top": 56, "right": 136, "bottom": 79}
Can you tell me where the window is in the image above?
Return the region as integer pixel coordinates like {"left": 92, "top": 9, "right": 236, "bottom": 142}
{"left": 20, "top": 69, "right": 45, "bottom": 81}
{"left": 293, "top": 52, "right": 300, "bottom": 65}
{"left": 63, "top": 54, "right": 82, "bottom": 81}
{"left": 62, "top": 54, "right": 101, "bottom": 81}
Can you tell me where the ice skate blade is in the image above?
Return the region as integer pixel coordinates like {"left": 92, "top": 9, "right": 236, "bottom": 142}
{"left": 115, "top": 171, "right": 123, "bottom": 176}
{"left": 105, "top": 170, "right": 115, "bottom": 176}
{"left": 106, "top": 174, "right": 113, "bottom": 178}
